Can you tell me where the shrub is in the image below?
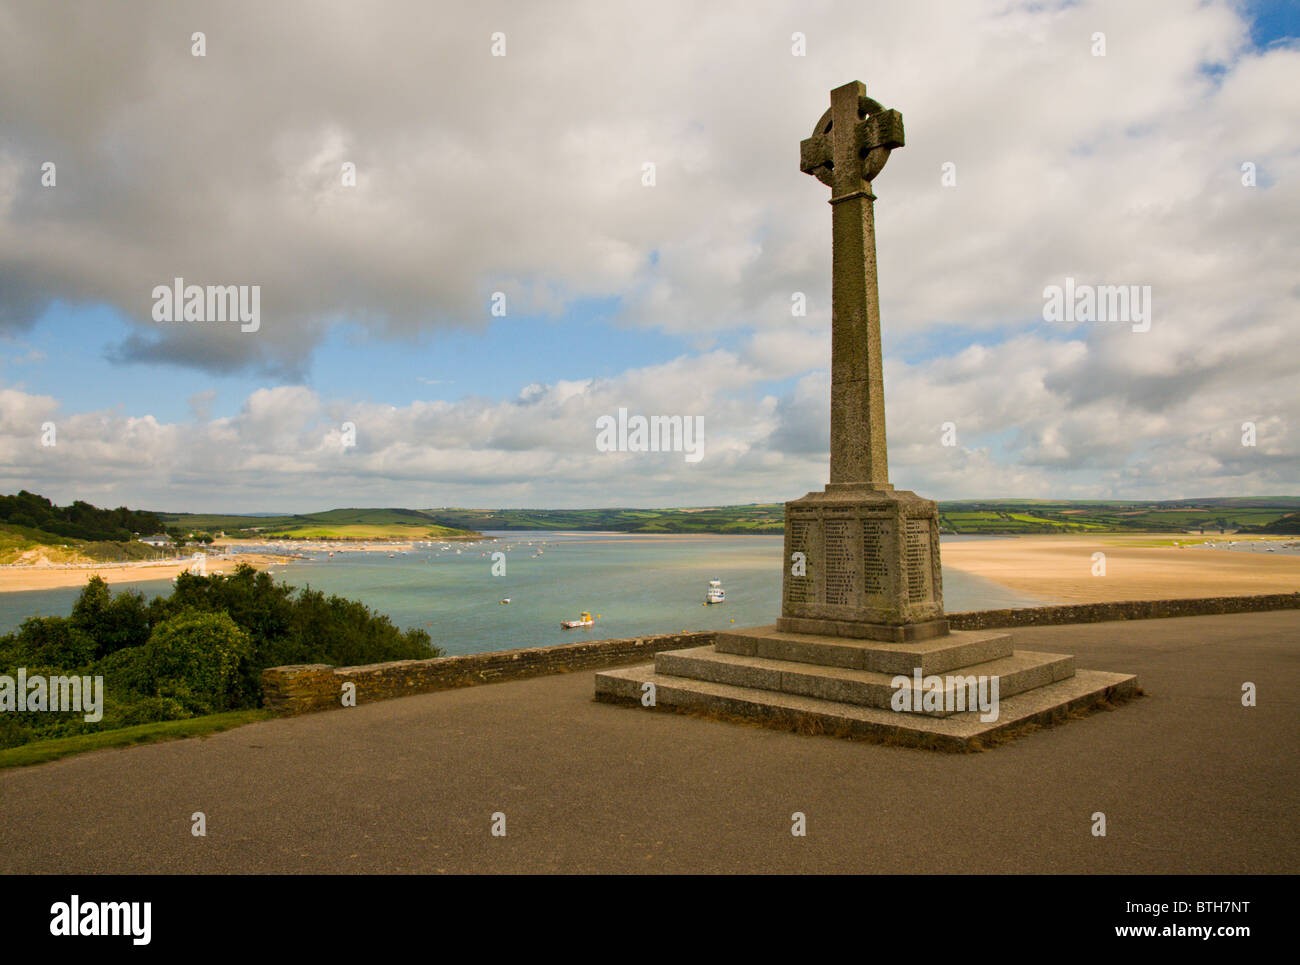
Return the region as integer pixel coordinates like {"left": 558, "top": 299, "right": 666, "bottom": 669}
{"left": 101, "top": 609, "right": 253, "bottom": 715}
{"left": 2, "top": 564, "right": 440, "bottom": 748}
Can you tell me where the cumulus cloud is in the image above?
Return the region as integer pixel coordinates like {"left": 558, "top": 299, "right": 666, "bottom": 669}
{"left": 0, "top": 0, "right": 1296, "bottom": 507}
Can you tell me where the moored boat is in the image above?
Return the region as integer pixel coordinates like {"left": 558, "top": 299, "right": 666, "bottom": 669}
{"left": 561, "top": 610, "right": 594, "bottom": 629}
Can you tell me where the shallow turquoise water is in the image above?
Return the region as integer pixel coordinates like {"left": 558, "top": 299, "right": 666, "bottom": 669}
{"left": 0, "top": 532, "right": 1047, "bottom": 655}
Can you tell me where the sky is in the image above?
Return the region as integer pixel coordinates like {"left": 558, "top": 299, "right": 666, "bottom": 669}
{"left": 1, "top": 0, "right": 1297, "bottom": 512}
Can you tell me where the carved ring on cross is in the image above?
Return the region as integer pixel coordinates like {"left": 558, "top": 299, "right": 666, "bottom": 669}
{"left": 800, "top": 95, "right": 905, "bottom": 188}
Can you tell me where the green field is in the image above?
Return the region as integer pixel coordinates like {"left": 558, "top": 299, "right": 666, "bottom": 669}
{"left": 16, "top": 495, "right": 1299, "bottom": 547}
{"left": 430, "top": 505, "right": 789, "bottom": 534}
{"left": 426, "top": 498, "right": 1300, "bottom": 536}
{"left": 934, "top": 499, "right": 1299, "bottom": 535}
{"left": 159, "top": 507, "right": 481, "bottom": 541}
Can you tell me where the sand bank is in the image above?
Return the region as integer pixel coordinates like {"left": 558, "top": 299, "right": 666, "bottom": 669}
{"left": 942, "top": 535, "right": 1300, "bottom": 604}
{"left": 0, "top": 554, "right": 294, "bottom": 594}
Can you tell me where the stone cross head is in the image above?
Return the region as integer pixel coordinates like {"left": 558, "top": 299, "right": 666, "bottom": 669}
{"left": 800, "top": 80, "right": 904, "bottom": 196}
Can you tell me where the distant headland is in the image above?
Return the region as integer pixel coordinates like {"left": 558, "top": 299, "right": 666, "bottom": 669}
{"left": 0, "top": 493, "right": 483, "bottom": 572}
{"left": 4, "top": 493, "right": 1299, "bottom": 572}
{"left": 426, "top": 498, "right": 1300, "bottom": 537}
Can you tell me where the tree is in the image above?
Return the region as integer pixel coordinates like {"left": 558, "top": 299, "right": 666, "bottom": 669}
{"left": 0, "top": 617, "right": 96, "bottom": 670}
{"left": 69, "top": 576, "right": 152, "bottom": 658}
{"left": 286, "top": 587, "right": 436, "bottom": 668}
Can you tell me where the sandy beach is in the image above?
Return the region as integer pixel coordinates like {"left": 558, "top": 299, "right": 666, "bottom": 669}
{"left": 0, "top": 553, "right": 293, "bottom": 594}
{"left": 3, "top": 533, "right": 1296, "bottom": 605}
{"left": 942, "top": 535, "right": 1300, "bottom": 604}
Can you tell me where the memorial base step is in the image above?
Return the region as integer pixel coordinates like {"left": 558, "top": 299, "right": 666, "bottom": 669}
{"left": 594, "top": 623, "right": 1139, "bottom": 750}
{"left": 595, "top": 663, "right": 1138, "bottom": 751}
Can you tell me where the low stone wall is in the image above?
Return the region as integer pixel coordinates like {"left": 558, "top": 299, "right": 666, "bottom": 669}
{"left": 948, "top": 592, "right": 1300, "bottom": 630}
{"left": 262, "top": 592, "right": 1299, "bottom": 715}
{"left": 262, "top": 631, "right": 713, "bottom": 715}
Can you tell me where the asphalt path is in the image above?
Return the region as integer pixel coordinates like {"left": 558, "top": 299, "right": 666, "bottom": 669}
{"left": 2, "top": 610, "right": 1296, "bottom": 873}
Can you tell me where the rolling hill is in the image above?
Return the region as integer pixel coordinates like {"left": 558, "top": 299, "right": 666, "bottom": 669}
{"left": 159, "top": 507, "right": 482, "bottom": 541}
{"left": 425, "top": 498, "right": 1300, "bottom": 536}
{"left": 0, "top": 491, "right": 174, "bottom": 565}
{"left": 14, "top": 494, "right": 1298, "bottom": 554}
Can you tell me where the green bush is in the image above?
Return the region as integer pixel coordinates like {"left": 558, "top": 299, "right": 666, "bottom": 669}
{"left": 99, "top": 609, "right": 252, "bottom": 716}
{"left": 0, "top": 564, "right": 440, "bottom": 749}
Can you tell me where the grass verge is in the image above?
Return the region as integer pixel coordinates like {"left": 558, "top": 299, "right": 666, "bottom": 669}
{"left": 0, "top": 708, "right": 275, "bottom": 770}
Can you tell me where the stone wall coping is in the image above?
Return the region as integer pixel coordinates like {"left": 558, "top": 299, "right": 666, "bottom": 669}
{"left": 261, "top": 592, "right": 1298, "bottom": 714}
{"left": 946, "top": 591, "right": 1298, "bottom": 630}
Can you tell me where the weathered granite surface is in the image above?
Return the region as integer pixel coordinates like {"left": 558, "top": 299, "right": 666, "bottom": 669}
{"left": 800, "top": 80, "right": 903, "bottom": 488}
{"left": 787, "top": 81, "right": 942, "bottom": 639}
{"left": 595, "top": 663, "right": 1137, "bottom": 752}
{"left": 780, "top": 484, "right": 945, "bottom": 637}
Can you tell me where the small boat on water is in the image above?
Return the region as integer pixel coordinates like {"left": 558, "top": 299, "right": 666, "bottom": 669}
{"left": 705, "top": 579, "right": 726, "bottom": 604}
{"left": 561, "top": 610, "right": 594, "bottom": 629}
{"left": 500, "top": 598, "right": 511, "bottom": 605}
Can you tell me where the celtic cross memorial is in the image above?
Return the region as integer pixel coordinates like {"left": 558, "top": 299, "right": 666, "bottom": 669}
{"left": 779, "top": 80, "right": 949, "bottom": 642}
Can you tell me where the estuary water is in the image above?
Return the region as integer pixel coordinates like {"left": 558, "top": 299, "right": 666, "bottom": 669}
{"left": 0, "top": 532, "right": 1046, "bottom": 655}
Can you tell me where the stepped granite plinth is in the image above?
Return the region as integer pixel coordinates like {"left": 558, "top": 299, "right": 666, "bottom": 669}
{"left": 594, "top": 626, "right": 1138, "bottom": 750}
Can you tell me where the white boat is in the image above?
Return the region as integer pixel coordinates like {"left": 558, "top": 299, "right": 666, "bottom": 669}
{"left": 561, "top": 610, "right": 594, "bottom": 629}
{"left": 705, "top": 579, "right": 726, "bottom": 604}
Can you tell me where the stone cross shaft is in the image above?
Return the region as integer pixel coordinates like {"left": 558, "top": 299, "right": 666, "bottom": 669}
{"left": 800, "top": 80, "right": 904, "bottom": 490}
